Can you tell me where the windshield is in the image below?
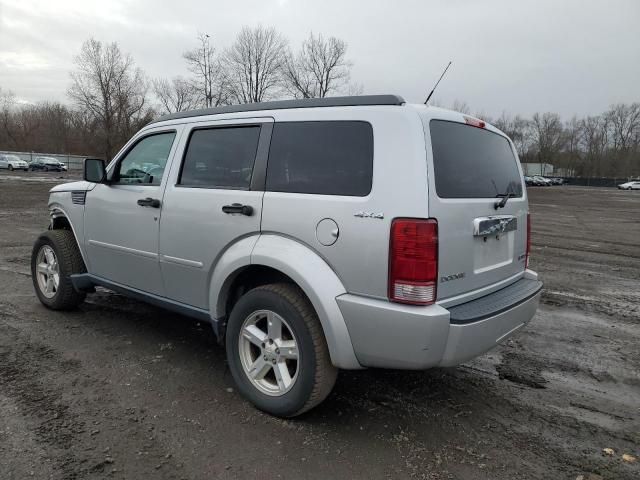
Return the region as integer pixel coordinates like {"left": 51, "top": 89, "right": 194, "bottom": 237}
{"left": 430, "top": 120, "right": 523, "bottom": 199}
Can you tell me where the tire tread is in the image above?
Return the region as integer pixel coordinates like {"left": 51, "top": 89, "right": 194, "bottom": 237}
{"left": 32, "top": 229, "right": 86, "bottom": 309}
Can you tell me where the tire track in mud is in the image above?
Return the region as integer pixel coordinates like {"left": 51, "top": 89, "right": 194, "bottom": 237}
{"left": 0, "top": 319, "right": 89, "bottom": 479}
{"left": 0, "top": 304, "right": 185, "bottom": 479}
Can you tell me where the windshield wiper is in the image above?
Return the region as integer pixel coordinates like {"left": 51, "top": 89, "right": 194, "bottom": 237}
{"left": 494, "top": 192, "right": 514, "bottom": 210}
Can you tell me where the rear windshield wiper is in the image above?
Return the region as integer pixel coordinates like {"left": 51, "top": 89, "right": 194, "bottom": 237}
{"left": 494, "top": 192, "right": 514, "bottom": 210}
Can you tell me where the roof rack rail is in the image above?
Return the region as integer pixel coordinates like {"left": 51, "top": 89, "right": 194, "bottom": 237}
{"left": 152, "top": 94, "right": 405, "bottom": 123}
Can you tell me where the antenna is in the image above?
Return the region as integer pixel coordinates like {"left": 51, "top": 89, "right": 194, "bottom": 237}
{"left": 424, "top": 61, "right": 452, "bottom": 105}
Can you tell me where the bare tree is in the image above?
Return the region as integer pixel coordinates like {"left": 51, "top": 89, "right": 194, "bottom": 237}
{"left": 345, "top": 82, "right": 364, "bottom": 96}
{"left": 560, "top": 116, "right": 582, "bottom": 176}
{"left": 493, "top": 113, "right": 531, "bottom": 160}
{"left": 183, "top": 33, "right": 230, "bottom": 108}
{"left": 153, "top": 76, "right": 198, "bottom": 114}
{"left": 224, "top": 26, "right": 288, "bottom": 104}
{"left": 0, "top": 87, "right": 18, "bottom": 147}
{"left": 530, "top": 112, "right": 566, "bottom": 165}
{"left": 68, "top": 38, "right": 150, "bottom": 160}
{"left": 283, "top": 33, "right": 354, "bottom": 98}
{"left": 605, "top": 103, "right": 640, "bottom": 175}
{"left": 580, "top": 115, "right": 609, "bottom": 177}
{"left": 451, "top": 100, "right": 471, "bottom": 115}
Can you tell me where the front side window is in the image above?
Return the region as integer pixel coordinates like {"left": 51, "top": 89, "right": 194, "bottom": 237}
{"left": 115, "top": 132, "right": 176, "bottom": 185}
{"left": 266, "top": 121, "right": 374, "bottom": 196}
{"left": 179, "top": 126, "right": 261, "bottom": 189}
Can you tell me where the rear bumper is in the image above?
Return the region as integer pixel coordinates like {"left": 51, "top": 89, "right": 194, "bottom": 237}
{"left": 337, "top": 273, "right": 542, "bottom": 369}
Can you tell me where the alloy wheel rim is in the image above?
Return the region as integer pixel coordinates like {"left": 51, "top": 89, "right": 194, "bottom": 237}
{"left": 238, "top": 310, "right": 300, "bottom": 396}
{"left": 36, "top": 245, "right": 60, "bottom": 299}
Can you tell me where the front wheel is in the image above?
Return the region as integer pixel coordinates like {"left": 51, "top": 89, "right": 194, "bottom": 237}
{"left": 8, "top": 164, "right": 13, "bottom": 171}
{"left": 225, "top": 283, "right": 337, "bottom": 417}
{"left": 31, "top": 230, "right": 86, "bottom": 309}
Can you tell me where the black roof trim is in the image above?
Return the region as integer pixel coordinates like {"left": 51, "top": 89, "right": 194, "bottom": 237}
{"left": 152, "top": 94, "right": 406, "bottom": 123}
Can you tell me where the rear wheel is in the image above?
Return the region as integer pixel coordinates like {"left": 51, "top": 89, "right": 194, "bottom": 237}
{"left": 31, "top": 230, "right": 86, "bottom": 310}
{"left": 225, "top": 283, "right": 337, "bottom": 417}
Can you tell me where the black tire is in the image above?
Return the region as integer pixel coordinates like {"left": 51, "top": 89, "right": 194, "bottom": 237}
{"left": 225, "top": 283, "right": 337, "bottom": 417}
{"left": 31, "top": 230, "right": 86, "bottom": 310}
{"left": 8, "top": 164, "right": 13, "bottom": 171}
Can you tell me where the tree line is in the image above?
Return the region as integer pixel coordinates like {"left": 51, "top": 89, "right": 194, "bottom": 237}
{"left": 0, "top": 25, "right": 638, "bottom": 178}
{"left": 0, "top": 26, "right": 358, "bottom": 161}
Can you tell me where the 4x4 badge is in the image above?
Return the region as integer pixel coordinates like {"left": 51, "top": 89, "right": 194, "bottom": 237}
{"left": 354, "top": 211, "right": 384, "bottom": 219}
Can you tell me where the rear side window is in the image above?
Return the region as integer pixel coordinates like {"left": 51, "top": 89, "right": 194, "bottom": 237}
{"left": 430, "top": 120, "right": 523, "bottom": 198}
{"left": 266, "top": 121, "right": 373, "bottom": 196}
{"left": 179, "top": 126, "right": 261, "bottom": 189}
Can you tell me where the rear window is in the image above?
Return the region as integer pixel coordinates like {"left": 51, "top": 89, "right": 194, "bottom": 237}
{"left": 266, "top": 121, "right": 373, "bottom": 196}
{"left": 430, "top": 120, "right": 523, "bottom": 198}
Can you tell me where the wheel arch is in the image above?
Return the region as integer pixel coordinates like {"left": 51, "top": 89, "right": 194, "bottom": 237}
{"left": 48, "top": 204, "right": 89, "bottom": 269}
{"left": 210, "top": 234, "right": 362, "bottom": 370}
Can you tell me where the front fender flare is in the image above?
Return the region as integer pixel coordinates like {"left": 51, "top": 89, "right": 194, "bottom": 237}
{"left": 48, "top": 202, "right": 89, "bottom": 269}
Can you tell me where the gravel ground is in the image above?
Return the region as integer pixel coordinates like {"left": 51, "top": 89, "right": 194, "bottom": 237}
{"left": 0, "top": 170, "right": 638, "bottom": 479}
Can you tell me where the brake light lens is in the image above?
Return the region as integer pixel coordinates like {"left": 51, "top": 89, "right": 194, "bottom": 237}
{"left": 525, "top": 212, "right": 531, "bottom": 268}
{"left": 388, "top": 219, "right": 438, "bottom": 305}
{"left": 463, "top": 116, "right": 486, "bottom": 129}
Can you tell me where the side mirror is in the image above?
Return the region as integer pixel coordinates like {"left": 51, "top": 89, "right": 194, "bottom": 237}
{"left": 84, "top": 158, "right": 106, "bottom": 183}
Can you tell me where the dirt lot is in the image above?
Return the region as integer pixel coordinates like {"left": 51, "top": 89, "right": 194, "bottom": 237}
{"left": 0, "top": 170, "right": 638, "bottom": 480}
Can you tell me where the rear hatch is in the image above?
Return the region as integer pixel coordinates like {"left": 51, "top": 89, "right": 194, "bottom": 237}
{"left": 424, "top": 117, "right": 527, "bottom": 302}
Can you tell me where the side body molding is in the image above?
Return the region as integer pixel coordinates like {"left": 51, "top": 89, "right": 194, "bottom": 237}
{"left": 210, "top": 234, "right": 363, "bottom": 370}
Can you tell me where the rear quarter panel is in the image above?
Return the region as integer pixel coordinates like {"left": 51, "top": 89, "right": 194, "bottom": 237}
{"left": 260, "top": 106, "right": 429, "bottom": 299}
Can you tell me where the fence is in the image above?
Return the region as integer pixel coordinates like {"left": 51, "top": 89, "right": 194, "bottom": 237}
{"left": 0, "top": 150, "right": 90, "bottom": 172}
{"left": 564, "top": 177, "right": 636, "bottom": 188}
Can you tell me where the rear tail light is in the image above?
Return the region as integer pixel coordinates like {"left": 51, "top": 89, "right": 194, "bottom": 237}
{"left": 388, "top": 218, "right": 438, "bottom": 305}
{"left": 525, "top": 212, "right": 531, "bottom": 268}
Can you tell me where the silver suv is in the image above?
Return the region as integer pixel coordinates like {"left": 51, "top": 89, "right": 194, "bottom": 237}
{"left": 31, "top": 95, "right": 542, "bottom": 417}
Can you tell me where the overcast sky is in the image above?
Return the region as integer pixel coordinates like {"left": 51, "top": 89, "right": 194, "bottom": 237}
{"left": 0, "top": 0, "right": 638, "bottom": 118}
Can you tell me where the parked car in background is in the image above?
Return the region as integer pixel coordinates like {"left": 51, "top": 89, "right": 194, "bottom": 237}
{"left": 617, "top": 181, "right": 640, "bottom": 190}
{"left": 524, "top": 176, "right": 535, "bottom": 186}
{"left": 31, "top": 95, "right": 542, "bottom": 417}
{"left": 533, "top": 175, "right": 552, "bottom": 186}
{"left": 0, "top": 154, "right": 29, "bottom": 171}
{"left": 30, "top": 156, "right": 67, "bottom": 172}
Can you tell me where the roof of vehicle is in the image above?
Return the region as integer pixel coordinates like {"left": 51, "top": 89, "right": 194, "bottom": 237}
{"left": 151, "top": 94, "right": 406, "bottom": 124}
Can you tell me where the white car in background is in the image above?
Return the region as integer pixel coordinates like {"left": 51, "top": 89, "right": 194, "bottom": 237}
{"left": 617, "top": 181, "right": 640, "bottom": 190}
{"left": 533, "top": 175, "right": 552, "bottom": 186}
{"left": 0, "top": 154, "right": 29, "bottom": 171}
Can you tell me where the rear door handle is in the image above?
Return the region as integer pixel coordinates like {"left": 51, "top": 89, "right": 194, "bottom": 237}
{"left": 222, "top": 203, "right": 253, "bottom": 216}
{"left": 137, "top": 197, "right": 161, "bottom": 208}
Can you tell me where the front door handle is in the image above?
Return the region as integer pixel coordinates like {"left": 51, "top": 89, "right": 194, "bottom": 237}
{"left": 137, "top": 197, "right": 161, "bottom": 208}
{"left": 222, "top": 203, "right": 253, "bottom": 216}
